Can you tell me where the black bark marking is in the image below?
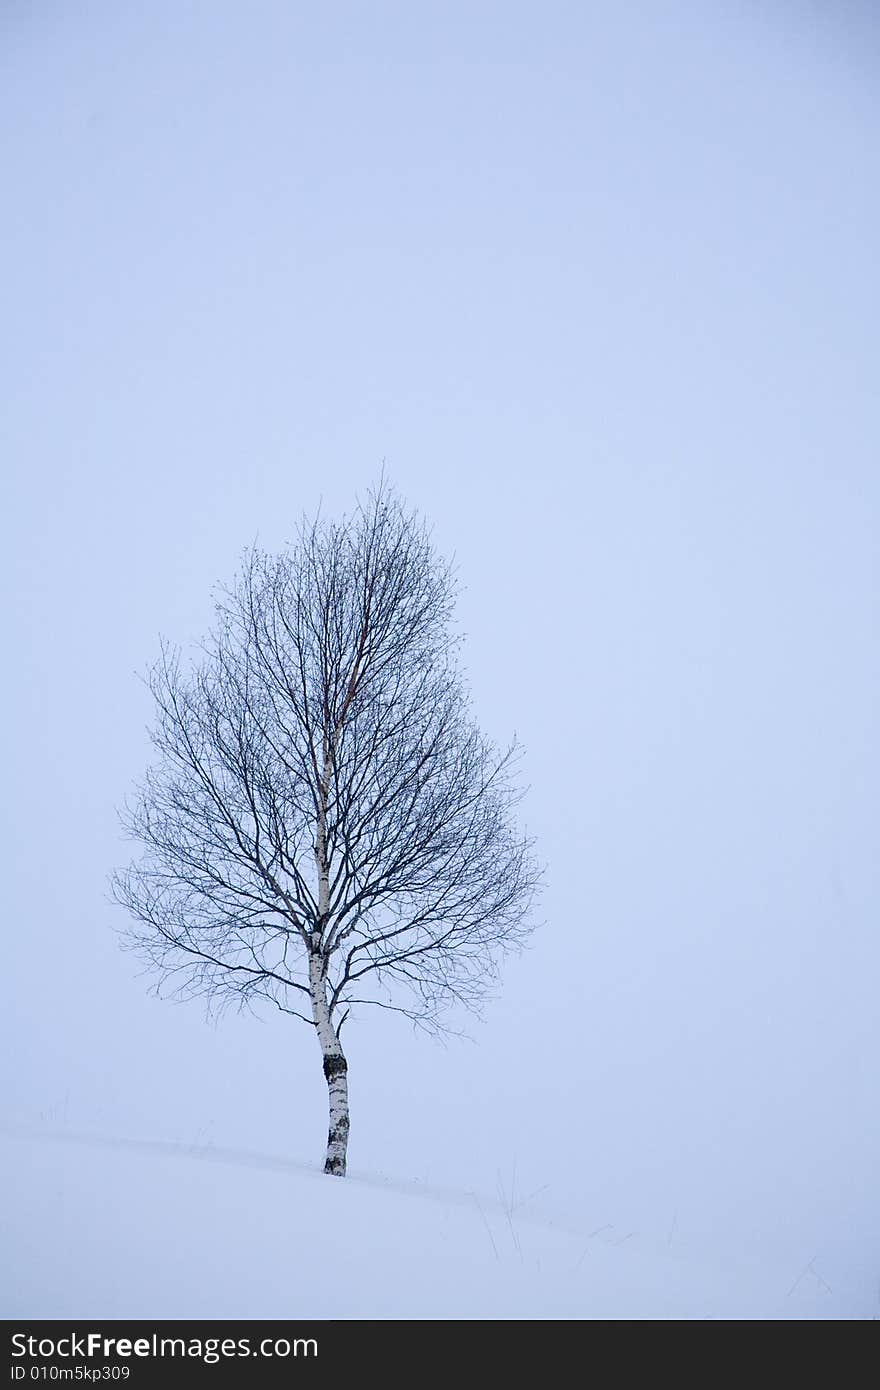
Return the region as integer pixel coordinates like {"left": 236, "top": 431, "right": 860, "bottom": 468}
{"left": 323, "top": 1053, "right": 348, "bottom": 1082}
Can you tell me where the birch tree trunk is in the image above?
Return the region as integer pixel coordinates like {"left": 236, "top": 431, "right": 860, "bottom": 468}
{"left": 309, "top": 951, "right": 350, "bottom": 1176}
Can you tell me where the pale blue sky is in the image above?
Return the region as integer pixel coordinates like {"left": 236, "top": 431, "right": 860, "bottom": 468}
{"left": 2, "top": 1, "right": 879, "bottom": 1295}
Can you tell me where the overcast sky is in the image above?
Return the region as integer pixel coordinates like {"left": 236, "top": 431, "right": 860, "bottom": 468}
{"left": 3, "top": 1, "right": 878, "bottom": 1292}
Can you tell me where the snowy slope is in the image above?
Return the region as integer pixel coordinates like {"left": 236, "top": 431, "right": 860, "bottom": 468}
{"left": 0, "top": 1130, "right": 868, "bottom": 1320}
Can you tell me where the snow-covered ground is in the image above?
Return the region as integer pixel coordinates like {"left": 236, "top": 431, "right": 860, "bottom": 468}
{"left": 1, "top": 1129, "right": 869, "bottom": 1320}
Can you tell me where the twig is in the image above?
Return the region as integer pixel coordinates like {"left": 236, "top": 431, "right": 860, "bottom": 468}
{"left": 471, "top": 1193, "right": 499, "bottom": 1261}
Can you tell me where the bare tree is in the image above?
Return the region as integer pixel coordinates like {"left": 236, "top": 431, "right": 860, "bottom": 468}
{"left": 112, "top": 484, "right": 539, "bottom": 1175}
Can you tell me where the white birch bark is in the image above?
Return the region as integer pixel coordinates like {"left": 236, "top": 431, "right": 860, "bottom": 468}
{"left": 309, "top": 949, "right": 349, "bottom": 1176}
{"left": 312, "top": 738, "right": 349, "bottom": 1175}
